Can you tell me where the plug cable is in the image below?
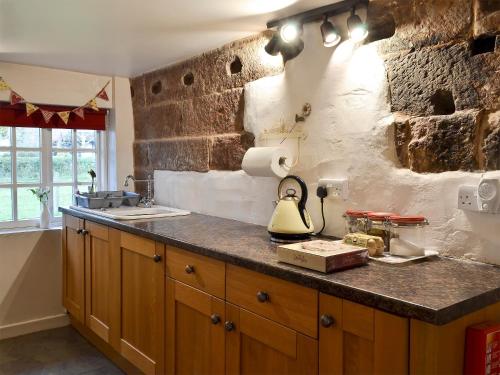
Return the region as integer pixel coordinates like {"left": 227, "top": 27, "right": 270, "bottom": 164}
{"left": 313, "top": 186, "right": 327, "bottom": 236}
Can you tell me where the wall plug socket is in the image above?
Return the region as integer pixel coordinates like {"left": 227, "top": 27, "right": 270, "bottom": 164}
{"left": 318, "top": 178, "right": 348, "bottom": 200}
{"left": 457, "top": 185, "right": 479, "bottom": 211}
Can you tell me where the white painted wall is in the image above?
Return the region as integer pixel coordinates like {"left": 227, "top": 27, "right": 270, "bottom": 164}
{"left": 0, "top": 229, "right": 68, "bottom": 339}
{"left": 108, "top": 76, "right": 135, "bottom": 190}
{"left": 155, "top": 23, "right": 500, "bottom": 265}
{"left": 0, "top": 63, "right": 135, "bottom": 338}
{"left": 0, "top": 62, "right": 113, "bottom": 108}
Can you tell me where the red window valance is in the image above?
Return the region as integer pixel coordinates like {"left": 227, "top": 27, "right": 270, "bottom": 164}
{"left": 0, "top": 102, "right": 107, "bottom": 130}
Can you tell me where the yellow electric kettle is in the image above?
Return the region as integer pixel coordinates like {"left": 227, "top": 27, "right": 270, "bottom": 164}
{"left": 268, "top": 175, "right": 314, "bottom": 242}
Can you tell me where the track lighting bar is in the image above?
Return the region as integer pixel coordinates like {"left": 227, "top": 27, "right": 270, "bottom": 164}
{"left": 266, "top": 0, "right": 368, "bottom": 29}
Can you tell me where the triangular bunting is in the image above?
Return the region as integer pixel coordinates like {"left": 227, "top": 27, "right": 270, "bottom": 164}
{"left": 10, "top": 91, "right": 24, "bottom": 105}
{"left": 0, "top": 77, "right": 9, "bottom": 91}
{"left": 73, "top": 107, "right": 85, "bottom": 119}
{"left": 41, "top": 109, "right": 54, "bottom": 124}
{"left": 96, "top": 88, "right": 109, "bottom": 101}
{"left": 26, "top": 103, "right": 39, "bottom": 117}
{"left": 87, "top": 98, "right": 99, "bottom": 111}
{"left": 58, "top": 111, "right": 71, "bottom": 125}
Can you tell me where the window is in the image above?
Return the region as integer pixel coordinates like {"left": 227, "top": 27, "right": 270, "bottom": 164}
{"left": 0, "top": 126, "right": 106, "bottom": 228}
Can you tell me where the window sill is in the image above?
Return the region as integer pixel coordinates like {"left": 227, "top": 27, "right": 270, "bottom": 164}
{"left": 0, "top": 225, "right": 62, "bottom": 235}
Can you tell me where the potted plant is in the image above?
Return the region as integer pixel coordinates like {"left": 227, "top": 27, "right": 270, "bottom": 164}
{"left": 88, "top": 169, "right": 96, "bottom": 193}
{"left": 30, "top": 187, "right": 51, "bottom": 229}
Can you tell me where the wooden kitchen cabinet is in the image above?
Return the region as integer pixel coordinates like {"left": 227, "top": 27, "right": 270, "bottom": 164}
{"left": 62, "top": 214, "right": 85, "bottom": 324}
{"left": 165, "top": 278, "right": 225, "bottom": 375}
{"left": 61, "top": 214, "right": 499, "bottom": 375}
{"left": 84, "top": 221, "right": 113, "bottom": 344}
{"left": 225, "top": 303, "right": 318, "bottom": 375}
{"left": 319, "top": 293, "right": 409, "bottom": 375}
{"left": 109, "top": 230, "right": 165, "bottom": 375}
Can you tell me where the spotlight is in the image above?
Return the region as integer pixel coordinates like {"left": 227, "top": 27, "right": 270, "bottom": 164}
{"left": 347, "top": 8, "right": 368, "bottom": 42}
{"left": 280, "top": 22, "right": 301, "bottom": 43}
{"left": 264, "top": 32, "right": 282, "bottom": 56}
{"left": 281, "top": 38, "right": 304, "bottom": 61}
{"left": 320, "top": 16, "right": 341, "bottom": 47}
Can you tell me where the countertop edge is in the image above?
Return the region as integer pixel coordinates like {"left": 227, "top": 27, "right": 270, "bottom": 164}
{"left": 60, "top": 207, "right": 500, "bottom": 326}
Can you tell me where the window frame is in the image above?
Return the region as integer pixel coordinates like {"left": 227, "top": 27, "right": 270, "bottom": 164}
{"left": 0, "top": 127, "right": 107, "bottom": 229}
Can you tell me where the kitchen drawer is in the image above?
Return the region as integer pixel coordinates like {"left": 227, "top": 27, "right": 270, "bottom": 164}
{"left": 226, "top": 264, "right": 318, "bottom": 338}
{"left": 166, "top": 246, "right": 225, "bottom": 299}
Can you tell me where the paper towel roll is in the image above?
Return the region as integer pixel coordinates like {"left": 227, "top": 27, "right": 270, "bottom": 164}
{"left": 242, "top": 147, "right": 292, "bottom": 178}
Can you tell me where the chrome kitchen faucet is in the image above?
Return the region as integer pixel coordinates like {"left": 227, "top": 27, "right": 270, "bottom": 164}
{"left": 124, "top": 173, "right": 154, "bottom": 208}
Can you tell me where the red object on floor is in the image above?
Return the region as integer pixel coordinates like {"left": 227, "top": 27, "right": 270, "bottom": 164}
{"left": 464, "top": 321, "right": 500, "bottom": 375}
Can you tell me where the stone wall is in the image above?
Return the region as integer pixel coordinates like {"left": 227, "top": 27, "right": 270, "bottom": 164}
{"left": 130, "top": 32, "right": 283, "bottom": 188}
{"left": 130, "top": 0, "right": 499, "bottom": 180}
{"left": 368, "top": 0, "right": 500, "bottom": 172}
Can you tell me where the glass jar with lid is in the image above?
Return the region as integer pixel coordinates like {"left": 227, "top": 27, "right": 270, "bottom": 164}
{"left": 366, "top": 212, "right": 395, "bottom": 252}
{"left": 388, "top": 215, "right": 429, "bottom": 257}
{"left": 343, "top": 210, "right": 372, "bottom": 234}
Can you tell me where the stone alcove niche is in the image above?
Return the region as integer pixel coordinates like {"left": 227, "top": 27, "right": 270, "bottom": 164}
{"left": 229, "top": 56, "right": 243, "bottom": 75}
{"left": 430, "top": 89, "right": 456, "bottom": 115}
{"left": 151, "top": 80, "right": 162, "bottom": 95}
{"left": 183, "top": 72, "right": 194, "bottom": 86}
{"left": 470, "top": 35, "right": 496, "bottom": 56}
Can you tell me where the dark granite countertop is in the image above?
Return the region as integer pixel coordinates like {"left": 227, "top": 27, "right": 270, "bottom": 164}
{"left": 60, "top": 207, "right": 500, "bottom": 325}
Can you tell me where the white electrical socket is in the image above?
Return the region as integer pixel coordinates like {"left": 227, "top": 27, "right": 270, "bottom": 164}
{"left": 457, "top": 185, "right": 479, "bottom": 211}
{"left": 318, "top": 178, "right": 348, "bottom": 200}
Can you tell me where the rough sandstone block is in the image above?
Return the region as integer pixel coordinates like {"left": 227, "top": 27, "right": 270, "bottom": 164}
{"left": 371, "top": 0, "right": 472, "bottom": 55}
{"left": 130, "top": 76, "right": 146, "bottom": 109}
{"left": 474, "top": 0, "right": 500, "bottom": 37}
{"left": 386, "top": 43, "right": 482, "bottom": 116}
{"left": 395, "top": 110, "right": 482, "bottom": 172}
{"left": 133, "top": 142, "right": 151, "bottom": 172}
{"left": 141, "top": 32, "right": 283, "bottom": 105}
{"left": 482, "top": 111, "right": 500, "bottom": 170}
{"left": 149, "top": 138, "right": 210, "bottom": 172}
{"left": 209, "top": 132, "right": 255, "bottom": 170}
{"left": 193, "top": 89, "right": 244, "bottom": 135}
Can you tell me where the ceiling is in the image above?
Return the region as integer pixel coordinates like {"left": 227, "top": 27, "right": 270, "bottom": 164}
{"left": 0, "top": 0, "right": 336, "bottom": 77}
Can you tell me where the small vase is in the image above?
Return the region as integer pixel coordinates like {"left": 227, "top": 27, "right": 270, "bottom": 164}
{"left": 40, "top": 203, "right": 50, "bottom": 229}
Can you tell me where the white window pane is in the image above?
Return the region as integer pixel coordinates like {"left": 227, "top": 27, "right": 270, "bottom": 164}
{"left": 17, "top": 186, "right": 41, "bottom": 220}
{"left": 16, "top": 151, "right": 41, "bottom": 183}
{"left": 52, "top": 129, "right": 73, "bottom": 149}
{"left": 77, "top": 130, "right": 96, "bottom": 149}
{"left": 53, "top": 185, "right": 73, "bottom": 217}
{"left": 0, "top": 151, "right": 11, "bottom": 184}
{"left": 16, "top": 128, "right": 40, "bottom": 148}
{"left": 77, "top": 152, "right": 96, "bottom": 183}
{"left": 0, "top": 127, "right": 11, "bottom": 147}
{"left": 77, "top": 185, "right": 91, "bottom": 194}
{"left": 52, "top": 152, "right": 73, "bottom": 183}
{"left": 0, "top": 188, "right": 13, "bottom": 221}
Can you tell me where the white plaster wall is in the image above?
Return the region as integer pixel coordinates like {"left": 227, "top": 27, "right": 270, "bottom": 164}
{"left": 155, "top": 22, "right": 500, "bottom": 265}
{"left": 108, "top": 76, "right": 135, "bottom": 190}
{"left": 0, "top": 64, "right": 135, "bottom": 338}
{"left": 0, "top": 62, "right": 112, "bottom": 108}
{"left": 0, "top": 229, "right": 68, "bottom": 339}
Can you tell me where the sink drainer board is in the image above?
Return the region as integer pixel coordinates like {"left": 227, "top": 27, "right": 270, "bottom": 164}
{"left": 74, "top": 191, "right": 141, "bottom": 209}
{"left": 69, "top": 205, "right": 190, "bottom": 220}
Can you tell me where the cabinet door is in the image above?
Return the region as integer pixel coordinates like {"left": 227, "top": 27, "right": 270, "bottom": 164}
{"left": 226, "top": 303, "right": 318, "bottom": 375}
{"left": 62, "top": 214, "right": 85, "bottom": 323}
{"left": 110, "top": 230, "right": 165, "bottom": 375}
{"left": 319, "top": 294, "right": 409, "bottom": 375}
{"left": 84, "top": 221, "right": 112, "bottom": 343}
{"left": 166, "top": 278, "right": 225, "bottom": 375}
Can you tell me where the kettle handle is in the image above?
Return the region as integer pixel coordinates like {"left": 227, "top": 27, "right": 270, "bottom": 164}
{"left": 278, "top": 175, "right": 310, "bottom": 229}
